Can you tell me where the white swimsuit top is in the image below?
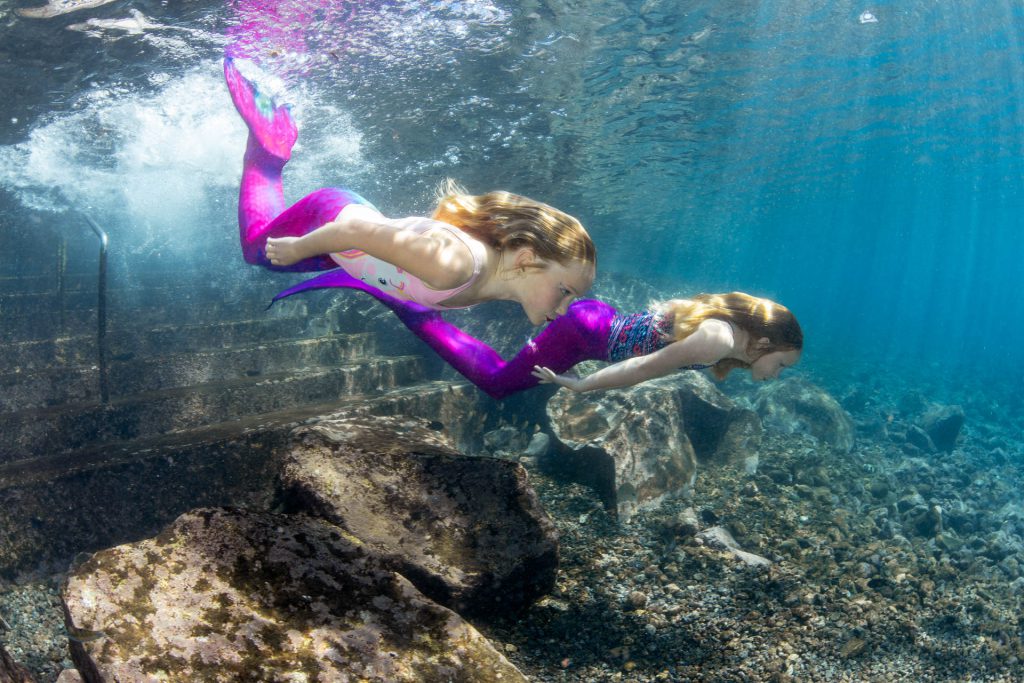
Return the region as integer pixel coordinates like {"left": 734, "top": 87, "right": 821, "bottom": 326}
{"left": 330, "top": 209, "right": 487, "bottom": 310}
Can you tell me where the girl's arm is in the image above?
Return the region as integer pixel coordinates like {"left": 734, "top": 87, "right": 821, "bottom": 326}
{"left": 276, "top": 205, "right": 477, "bottom": 290}
{"left": 533, "top": 318, "right": 734, "bottom": 392}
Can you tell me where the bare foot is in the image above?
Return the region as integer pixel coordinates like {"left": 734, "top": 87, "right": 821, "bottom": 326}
{"left": 265, "top": 236, "right": 304, "bottom": 266}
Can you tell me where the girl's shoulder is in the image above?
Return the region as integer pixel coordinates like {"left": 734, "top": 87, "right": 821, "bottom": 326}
{"left": 695, "top": 317, "right": 734, "bottom": 345}
{"left": 391, "top": 215, "right": 463, "bottom": 236}
{"left": 698, "top": 317, "right": 732, "bottom": 333}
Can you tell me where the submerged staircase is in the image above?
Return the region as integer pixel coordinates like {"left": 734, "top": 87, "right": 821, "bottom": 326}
{"left": 0, "top": 266, "right": 492, "bottom": 575}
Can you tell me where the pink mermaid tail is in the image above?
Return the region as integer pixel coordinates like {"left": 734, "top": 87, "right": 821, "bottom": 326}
{"left": 226, "top": 57, "right": 373, "bottom": 274}
{"left": 224, "top": 57, "right": 297, "bottom": 161}
{"left": 272, "top": 270, "right": 616, "bottom": 399}
{"left": 226, "top": 56, "right": 613, "bottom": 396}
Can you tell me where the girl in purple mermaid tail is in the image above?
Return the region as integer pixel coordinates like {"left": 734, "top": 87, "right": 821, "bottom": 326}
{"left": 225, "top": 58, "right": 596, "bottom": 326}
{"left": 317, "top": 280, "right": 802, "bottom": 399}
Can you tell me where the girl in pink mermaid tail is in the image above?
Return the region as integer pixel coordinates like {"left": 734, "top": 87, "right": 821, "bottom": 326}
{"left": 225, "top": 58, "right": 596, "bottom": 326}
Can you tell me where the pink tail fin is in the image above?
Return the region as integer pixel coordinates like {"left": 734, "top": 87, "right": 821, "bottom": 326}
{"left": 224, "top": 57, "right": 298, "bottom": 161}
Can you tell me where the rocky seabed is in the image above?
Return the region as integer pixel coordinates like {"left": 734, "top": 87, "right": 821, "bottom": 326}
{"left": 2, "top": 373, "right": 1023, "bottom": 682}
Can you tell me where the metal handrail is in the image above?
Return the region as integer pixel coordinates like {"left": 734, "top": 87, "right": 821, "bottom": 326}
{"left": 57, "top": 237, "right": 67, "bottom": 330}
{"left": 80, "top": 213, "right": 109, "bottom": 404}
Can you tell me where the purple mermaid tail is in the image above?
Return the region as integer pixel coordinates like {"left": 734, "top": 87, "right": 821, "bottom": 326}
{"left": 226, "top": 57, "right": 374, "bottom": 275}
{"left": 276, "top": 268, "right": 616, "bottom": 399}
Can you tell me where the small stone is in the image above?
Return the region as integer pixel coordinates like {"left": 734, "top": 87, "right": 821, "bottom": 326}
{"left": 676, "top": 507, "right": 701, "bottom": 537}
{"left": 523, "top": 432, "right": 551, "bottom": 458}
{"left": 840, "top": 636, "right": 867, "bottom": 658}
{"left": 628, "top": 591, "right": 649, "bottom": 609}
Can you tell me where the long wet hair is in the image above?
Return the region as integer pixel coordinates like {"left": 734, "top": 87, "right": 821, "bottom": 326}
{"left": 432, "top": 179, "right": 596, "bottom": 269}
{"left": 658, "top": 292, "right": 803, "bottom": 380}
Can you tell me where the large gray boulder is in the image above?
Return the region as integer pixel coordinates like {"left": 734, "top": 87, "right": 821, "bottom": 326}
{"left": 62, "top": 507, "right": 526, "bottom": 683}
{"left": 754, "top": 377, "right": 855, "bottom": 453}
{"left": 545, "top": 373, "right": 761, "bottom": 521}
{"left": 280, "top": 415, "right": 558, "bottom": 617}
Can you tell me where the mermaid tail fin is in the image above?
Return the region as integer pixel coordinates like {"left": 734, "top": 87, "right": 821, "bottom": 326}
{"left": 224, "top": 57, "right": 298, "bottom": 161}
{"left": 270, "top": 268, "right": 434, "bottom": 315}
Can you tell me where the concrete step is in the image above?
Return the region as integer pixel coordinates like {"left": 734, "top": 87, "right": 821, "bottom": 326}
{"left": 0, "top": 269, "right": 279, "bottom": 295}
{"left": 0, "top": 380, "right": 489, "bottom": 575}
{"left": 0, "top": 292, "right": 290, "bottom": 341}
{"left": 0, "top": 379, "right": 481, "bottom": 491}
{"left": 0, "top": 306, "right": 97, "bottom": 341}
{"left": 0, "top": 273, "right": 71, "bottom": 295}
{"left": 0, "top": 268, "right": 281, "bottom": 298}
{"left": 0, "top": 357, "right": 425, "bottom": 463}
{"left": 0, "top": 296, "right": 337, "bottom": 345}
{"left": 0, "top": 271, "right": 315, "bottom": 342}
{"left": 0, "top": 333, "right": 381, "bottom": 411}
{"left": 1, "top": 308, "right": 323, "bottom": 373}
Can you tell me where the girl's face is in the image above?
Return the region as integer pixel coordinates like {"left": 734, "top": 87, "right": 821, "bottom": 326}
{"left": 749, "top": 348, "right": 801, "bottom": 380}
{"left": 520, "top": 258, "right": 594, "bottom": 325}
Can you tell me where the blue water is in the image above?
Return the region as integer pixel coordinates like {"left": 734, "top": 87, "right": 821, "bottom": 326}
{"left": 3, "top": 1, "right": 1024, "bottom": 680}
{"left": 1, "top": 0, "right": 1022, "bottom": 388}
{"left": 549, "top": 0, "right": 1024, "bottom": 391}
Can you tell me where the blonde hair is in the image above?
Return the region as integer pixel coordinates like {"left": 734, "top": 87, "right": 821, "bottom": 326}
{"left": 431, "top": 179, "right": 596, "bottom": 268}
{"left": 658, "top": 292, "right": 803, "bottom": 380}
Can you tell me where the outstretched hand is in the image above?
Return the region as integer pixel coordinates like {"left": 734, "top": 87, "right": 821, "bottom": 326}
{"left": 532, "top": 365, "right": 581, "bottom": 391}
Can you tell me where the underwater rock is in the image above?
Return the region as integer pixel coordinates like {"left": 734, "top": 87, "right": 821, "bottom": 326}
{"left": 15, "top": 0, "right": 116, "bottom": 18}
{"left": 674, "top": 373, "right": 763, "bottom": 465}
{"left": 988, "top": 447, "right": 1009, "bottom": 466}
{"left": 523, "top": 431, "right": 551, "bottom": 458}
{"left": 675, "top": 507, "right": 701, "bottom": 537}
{"left": 545, "top": 376, "right": 699, "bottom": 521}
{"left": 482, "top": 424, "right": 527, "bottom": 453}
{"left": 280, "top": 415, "right": 558, "bottom": 617}
{"left": 753, "top": 378, "right": 855, "bottom": 453}
{"left": 910, "top": 504, "right": 944, "bottom": 538}
{"left": 62, "top": 507, "right": 526, "bottom": 683}
{"left": 545, "top": 373, "right": 761, "bottom": 520}
{"left": 0, "top": 643, "right": 35, "bottom": 683}
{"left": 897, "top": 492, "right": 927, "bottom": 514}
{"left": 695, "top": 526, "right": 771, "bottom": 568}
{"left": 55, "top": 671, "right": 82, "bottom": 683}
{"left": 919, "top": 404, "right": 965, "bottom": 452}
{"left": 905, "top": 425, "right": 936, "bottom": 453}
{"left": 840, "top": 385, "right": 870, "bottom": 413}
{"left": 897, "top": 390, "right": 928, "bottom": 417}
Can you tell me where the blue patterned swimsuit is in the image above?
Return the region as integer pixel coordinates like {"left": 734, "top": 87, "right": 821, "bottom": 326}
{"left": 606, "top": 311, "right": 715, "bottom": 370}
{"left": 607, "top": 311, "right": 671, "bottom": 362}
